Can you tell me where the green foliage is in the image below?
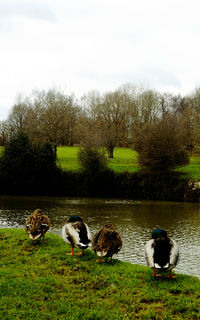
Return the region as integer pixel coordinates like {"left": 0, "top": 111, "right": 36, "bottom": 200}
{"left": 3, "top": 131, "right": 33, "bottom": 169}
{"left": 33, "top": 142, "right": 56, "bottom": 172}
{"left": 78, "top": 146, "right": 108, "bottom": 174}
{"left": 1, "top": 132, "right": 35, "bottom": 184}
{"left": 0, "top": 132, "right": 59, "bottom": 195}
{"left": 0, "top": 229, "right": 200, "bottom": 319}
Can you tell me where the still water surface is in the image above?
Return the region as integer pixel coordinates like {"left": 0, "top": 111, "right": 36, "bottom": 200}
{"left": 0, "top": 196, "right": 199, "bottom": 278}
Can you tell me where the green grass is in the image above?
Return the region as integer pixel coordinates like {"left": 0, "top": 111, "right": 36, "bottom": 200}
{"left": 57, "top": 147, "right": 200, "bottom": 179}
{"left": 56, "top": 147, "right": 138, "bottom": 173}
{"left": 107, "top": 148, "right": 138, "bottom": 173}
{"left": 0, "top": 229, "right": 200, "bottom": 319}
{"left": 57, "top": 146, "right": 80, "bottom": 171}
{"left": 178, "top": 154, "right": 200, "bottom": 180}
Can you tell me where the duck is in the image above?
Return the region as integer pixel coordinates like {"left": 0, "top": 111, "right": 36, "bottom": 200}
{"left": 92, "top": 224, "right": 122, "bottom": 262}
{"left": 62, "top": 215, "right": 91, "bottom": 255}
{"left": 145, "top": 228, "right": 179, "bottom": 277}
{"left": 25, "top": 209, "right": 50, "bottom": 242}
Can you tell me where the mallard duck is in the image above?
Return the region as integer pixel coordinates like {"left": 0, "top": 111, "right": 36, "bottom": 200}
{"left": 62, "top": 215, "right": 91, "bottom": 255}
{"left": 25, "top": 209, "right": 50, "bottom": 242}
{"left": 92, "top": 224, "right": 122, "bottom": 262}
{"left": 145, "top": 228, "right": 179, "bottom": 277}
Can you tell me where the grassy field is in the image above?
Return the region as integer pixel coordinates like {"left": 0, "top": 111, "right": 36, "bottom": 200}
{"left": 178, "top": 154, "right": 200, "bottom": 180}
{"left": 0, "top": 229, "right": 200, "bottom": 319}
{"left": 56, "top": 146, "right": 139, "bottom": 173}
{"left": 57, "top": 146, "right": 200, "bottom": 179}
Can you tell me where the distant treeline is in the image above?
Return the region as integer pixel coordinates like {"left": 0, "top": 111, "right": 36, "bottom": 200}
{"left": 1, "top": 85, "right": 200, "bottom": 159}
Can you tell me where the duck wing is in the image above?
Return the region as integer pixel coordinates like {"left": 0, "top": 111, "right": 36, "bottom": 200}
{"left": 63, "top": 221, "right": 91, "bottom": 249}
{"left": 92, "top": 227, "right": 122, "bottom": 257}
{"left": 145, "top": 239, "right": 155, "bottom": 268}
{"left": 62, "top": 223, "right": 79, "bottom": 247}
{"left": 75, "top": 222, "right": 91, "bottom": 248}
{"left": 169, "top": 239, "right": 179, "bottom": 268}
{"left": 106, "top": 229, "right": 122, "bottom": 256}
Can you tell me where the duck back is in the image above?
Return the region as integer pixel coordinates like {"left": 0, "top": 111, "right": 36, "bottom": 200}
{"left": 74, "top": 221, "right": 91, "bottom": 245}
{"left": 92, "top": 224, "right": 122, "bottom": 257}
{"left": 154, "top": 238, "right": 172, "bottom": 267}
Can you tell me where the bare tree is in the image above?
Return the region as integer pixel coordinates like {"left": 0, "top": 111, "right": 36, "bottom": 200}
{"left": 30, "top": 89, "right": 79, "bottom": 153}
{"left": 78, "top": 91, "right": 103, "bottom": 147}
{"left": 7, "top": 94, "right": 31, "bottom": 136}
{"left": 92, "top": 89, "right": 132, "bottom": 158}
{"left": 0, "top": 121, "right": 9, "bottom": 145}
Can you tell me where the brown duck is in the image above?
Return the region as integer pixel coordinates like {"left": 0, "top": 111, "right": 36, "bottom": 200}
{"left": 92, "top": 224, "right": 122, "bottom": 262}
{"left": 25, "top": 209, "right": 50, "bottom": 242}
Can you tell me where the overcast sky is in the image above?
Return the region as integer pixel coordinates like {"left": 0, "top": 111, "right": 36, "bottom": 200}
{"left": 1, "top": 0, "right": 200, "bottom": 120}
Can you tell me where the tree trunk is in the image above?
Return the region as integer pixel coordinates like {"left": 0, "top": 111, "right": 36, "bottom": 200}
{"left": 107, "top": 146, "right": 114, "bottom": 158}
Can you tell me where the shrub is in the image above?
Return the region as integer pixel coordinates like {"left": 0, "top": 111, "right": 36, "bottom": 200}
{"left": 134, "top": 115, "right": 189, "bottom": 172}
{"left": 78, "top": 147, "right": 108, "bottom": 174}
{"left": 0, "top": 131, "right": 59, "bottom": 195}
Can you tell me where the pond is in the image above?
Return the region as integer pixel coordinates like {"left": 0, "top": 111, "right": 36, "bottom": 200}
{"left": 0, "top": 196, "right": 199, "bottom": 278}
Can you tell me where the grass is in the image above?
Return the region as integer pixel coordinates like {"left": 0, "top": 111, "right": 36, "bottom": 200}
{"left": 56, "top": 146, "right": 80, "bottom": 171}
{"left": 178, "top": 154, "right": 200, "bottom": 180}
{"left": 1, "top": 144, "right": 200, "bottom": 178}
{"left": 56, "top": 147, "right": 139, "bottom": 173}
{"left": 107, "top": 148, "right": 138, "bottom": 173}
{"left": 57, "top": 146, "right": 200, "bottom": 179}
{"left": 0, "top": 229, "right": 200, "bottom": 319}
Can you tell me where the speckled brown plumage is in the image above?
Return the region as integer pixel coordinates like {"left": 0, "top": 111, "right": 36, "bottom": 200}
{"left": 25, "top": 209, "right": 50, "bottom": 241}
{"left": 92, "top": 224, "right": 122, "bottom": 259}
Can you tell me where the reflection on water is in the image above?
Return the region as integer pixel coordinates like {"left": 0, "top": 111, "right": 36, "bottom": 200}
{"left": 0, "top": 196, "right": 199, "bottom": 278}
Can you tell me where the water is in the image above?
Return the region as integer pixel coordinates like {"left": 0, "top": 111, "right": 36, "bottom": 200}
{"left": 0, "top": 196, "right": 199, "bottom": 278}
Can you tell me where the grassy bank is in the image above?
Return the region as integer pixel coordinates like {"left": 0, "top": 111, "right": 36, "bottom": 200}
{"left": 0, "top": 229, "right": 200, "bottom": 319}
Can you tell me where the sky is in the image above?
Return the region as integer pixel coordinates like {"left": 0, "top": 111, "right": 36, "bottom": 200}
{"left": 1, "top": 0, "right": 200, "bottom": 120}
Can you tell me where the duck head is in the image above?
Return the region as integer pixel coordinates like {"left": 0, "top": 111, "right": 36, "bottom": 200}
{"left": 68, "top": 215, "right": 83, "bottom": 223}
{"left": 152, "top": 228, "right": 167, "bottom": 239}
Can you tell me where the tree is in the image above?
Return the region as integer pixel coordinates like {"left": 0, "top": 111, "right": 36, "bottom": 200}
{"left": 92, "top": 89, "right": 132, "bottom": 158}
{"left": 31, "top": 89, "right": 79, "bottom": 153}
{"left": 134, "top": 114, "right": 189, "bottom": 172}
{"left": 1, "top": 131, "right": 35, "bottom": 191}
{"left": 78, "top": 91, "right": 103, "bottom": 147}
{"left": 0, "top": 131, "right": 58, "bottom": 194}
{"left": 7, "top": 95, "right": 31, "bottom": 136}
{"left": 0, "top": 121, "right": 9, "bottom": 145}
